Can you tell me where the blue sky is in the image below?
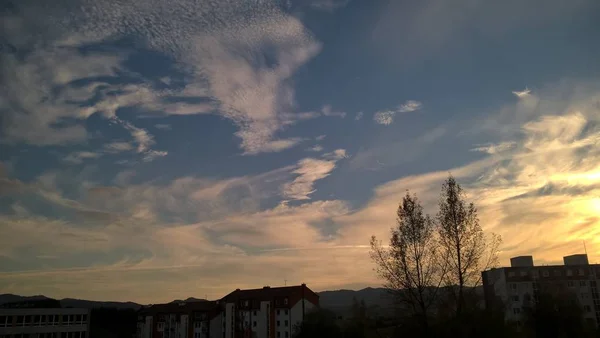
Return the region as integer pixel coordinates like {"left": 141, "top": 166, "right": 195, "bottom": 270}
{"left": 1, "top": 0, "right": 600, "bottom": 303}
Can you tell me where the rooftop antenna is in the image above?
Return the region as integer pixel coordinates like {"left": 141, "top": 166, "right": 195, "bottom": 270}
{"left": 284, "top": 279, "right": 287, "bottom": 286}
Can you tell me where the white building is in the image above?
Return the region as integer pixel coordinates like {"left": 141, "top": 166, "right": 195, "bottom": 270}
{"left": 0, "top": 300, "right": 90, "bottom": 338}
{"left": 220, "top": 284, "right": 319, "bottom": 338}
{"left": 482, "top": 253, "right": 600, "bottom": 327}
{"left": 136, "top": 284, "right": 319, "bottom": 338}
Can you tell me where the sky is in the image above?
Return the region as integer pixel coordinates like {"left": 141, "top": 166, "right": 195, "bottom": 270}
{"left": 1, "top": 0, "right": 600, "bottom": 304}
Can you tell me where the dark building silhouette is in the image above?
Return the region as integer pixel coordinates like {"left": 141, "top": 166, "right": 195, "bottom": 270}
{"left": 482, "top": 253, "right": 600, "bottom": 327}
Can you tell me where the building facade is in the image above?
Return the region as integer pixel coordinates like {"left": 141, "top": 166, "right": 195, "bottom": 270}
{"left": 137, "top": 301, "right": 221, "bottom": 338}
{"left": 0, "top": 304, "right": 90, "bottom": 338}
{"left": 482, "top": 253, "right": 600, "bottom": 327}
{"left": 136, "top": 284, "right": 319, "bottom": 338}
{"left": 220, "top": 284, "right": 319, "bottom": 338}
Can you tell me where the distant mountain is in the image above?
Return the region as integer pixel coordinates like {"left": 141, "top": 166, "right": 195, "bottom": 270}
{"left": 318, "top": 287, "right": 393, "bottom": 309}
{"left": 317, "top": 287, "right": 394, "bottom": 317}
{"left": 170, "top": 297, "right": 208, "bottom": 303}
{"left": 0, "top": 294, "right": 51, "bottom": 304}
{"left": 0, "top": 294, "right": 211, "bottom": 310}
{"left": 0, "top": 294, "right": 141, "bottom": 310}
{"left": 61, "top": 298, "right": 142, "bottom": 310}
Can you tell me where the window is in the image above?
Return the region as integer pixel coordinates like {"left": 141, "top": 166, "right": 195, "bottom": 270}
{"left": 513, "top": 308, "right": 521, "bottom": 315}
{"left": 568, "top": 281, "right": 574, "bottom": 287}
{"left": 284, "top": 320, "right": 288, "bottom": 327}
{"left": 553, "top": 270, "right": 561, "bottom": 277}
{"left": 16, "top": 316, "right": 24, "bottom": 325}
{"left": 284, "top": 309, "right": 288, "bottom": 315}
{"left": 277, "top": 320, "right": 280, "bottom": 327}
{"left": 277, "top": 333, "right": 281, "bottom": 338}
{"left": 277, "top": 310, "right": 280, "bottom": 315}
{"left": 584, "top": 305, "right": 592, "bottom": 312}
{"left": 510, "top": 283, "right": 517, "bottom": 290}
{"left": 580, "top": 281, "right": 587, "bottom": 287}
{"left": 531, "top": 270, "right": 539, "bottom": 278}
{"left": 253, "top": 321, "right": 257, "bottom": 327}
{"left": 512, "top": 295, "right": 519, "bottom": 302}
{"left": 244, "top": 300, "right": 249, "bottom": 306}
{"left": 542, "top": 270, "right": 549, "bottom": 277}
{"left": 567, "top": 269, "right": 573, "bottom": 276}
{"left": 253, "top": 311, "right": 257, "bottom": 316}
{"left": 578, "top": 268, "right": 585, "bottom": 276}
{"left": 283, "top": 298, "right": 288, "bottom": 305}
{"left": 581, "top": 293, "right": 589, "bottom": 299}
{"left": 508, "top": 271, "right": 516, "bottom": 277}
{"left": 520, "top": 270, "right": 527, "bottom": 277}
{"left": 0, "top": 316, "right": 6, "bottom": 327}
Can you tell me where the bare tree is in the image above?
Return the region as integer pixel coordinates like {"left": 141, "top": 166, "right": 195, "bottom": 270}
{"left": 436, "top": 175, "right": 501, "bottom": 317}
{"left": 370, "top": 192, "right": 445, "bottom": 333}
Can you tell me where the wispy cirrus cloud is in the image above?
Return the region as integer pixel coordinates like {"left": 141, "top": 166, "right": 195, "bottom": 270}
{"left": 281, "top": 149, "right": 347, "bottom": 201}
{"left": 373, "top": 100, "right": 423, "bottom": 125}
{"left": 1, "top": 0, "right": 323, "bottom": 155}
{"left": 63, "top": 151, "right": 103, "bottom": 165}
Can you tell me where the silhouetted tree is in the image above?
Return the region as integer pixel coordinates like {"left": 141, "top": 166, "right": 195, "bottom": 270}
{"left": 437, "top": 175, "right": 501, "bottom": 319}
{"left": 370, "top": 192, "right": 445, "bottom": 337}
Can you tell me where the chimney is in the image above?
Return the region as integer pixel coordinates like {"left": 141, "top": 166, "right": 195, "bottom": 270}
{"left": 263, "top": 286, "right": 270, "bottom": 289}
{"left": 510, "top": 256, "right": 534, "bottom": 267}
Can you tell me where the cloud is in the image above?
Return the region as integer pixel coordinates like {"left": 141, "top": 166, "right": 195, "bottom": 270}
{"left": 281, "top": 152, "right": 346, "bottom": 200}
{"left": 398, "top": 100, "right": 423, "bottom": 113}
{"left": 470, "top": 142, "right": 517, "bottom": 154}
{"left": 307, "top": 145, "right": 324, "bottom": 152}
{"left": 512, "top": 88, "right": 532, "bottom": 98}
{"left": 63, "top": 152, "right": 103, "bottom": 165}
{"left": 323, "top": 149, "right": 348, "bottom": 160}
{"left": 104, "top": 142, "right": 134, "bottom": 153}
{"left": 373, "top": 110, "right": 396, "bottom": 125}
{"left": 316, "top": 135, "right": 326, "bottom": 141}
{"left": 320, "top": 105, "right": 347, "bottom": 118}
{"left": 1, "top": 0, "right": 322, "bottom": 155}
{"left": 373, "top": 100, "right": 422, "bottom": 125}
{"left": 355, "top": 112, "right": 364, "bottom": 120}
{"left": 142, "top": 150, "right": 169, "bottom": 162}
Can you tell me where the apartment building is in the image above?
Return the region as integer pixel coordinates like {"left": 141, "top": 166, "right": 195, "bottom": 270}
{"left": 136, "top": 284, "right": 319, "bottom": 338}
{"left": 482, "top": 254, "right": 600, "bottom": 327}
{"left": 220, "top": 284, "right": 319, "bottom": 338}
{"left": 137, "top": 301, "right": 221, "bottom": 338}
{"left": 0, "top": 299, "right": 90, "bottom": 338}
